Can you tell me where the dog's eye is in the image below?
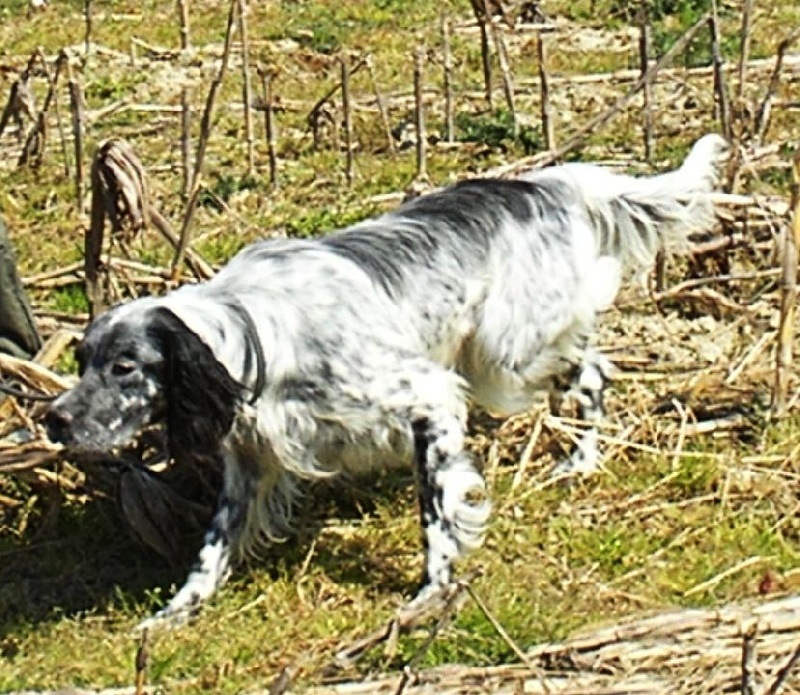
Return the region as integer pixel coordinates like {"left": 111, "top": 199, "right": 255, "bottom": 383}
{"left": 111, "top": 361, "right": 136, "bottom": 377}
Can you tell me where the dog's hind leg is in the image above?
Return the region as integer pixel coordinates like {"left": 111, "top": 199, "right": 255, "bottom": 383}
{"left": 551, "top": 347, "right": 614, "bottom": 476}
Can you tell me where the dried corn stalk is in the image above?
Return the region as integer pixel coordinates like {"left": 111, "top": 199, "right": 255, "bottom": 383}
{"left": 0, "top": 71, "right": 37, "bottom": 143}
{"left": 772, "top": 150, "right": 800, "bottom": 415}
{"left": 309, "top": 595, "right": 800, "bottom": 695}
{"left": 86, "top": 138, "right": 150, "bottom": 316}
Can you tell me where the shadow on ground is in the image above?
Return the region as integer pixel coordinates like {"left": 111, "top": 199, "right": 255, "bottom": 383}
{"left": 0, "top": 461, "right": 423, "bottom": 634}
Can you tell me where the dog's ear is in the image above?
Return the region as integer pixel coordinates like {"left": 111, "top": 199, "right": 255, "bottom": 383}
{"left": 148, "top": 308, "right": 245, "bottom": 459}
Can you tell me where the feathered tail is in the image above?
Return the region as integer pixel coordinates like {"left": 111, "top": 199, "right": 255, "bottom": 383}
{"left": 524, "top": 134, "right": 729, "bottom": 273}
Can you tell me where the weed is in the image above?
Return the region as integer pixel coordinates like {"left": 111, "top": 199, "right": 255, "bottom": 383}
{"left": 284, "top": 204, "right": 377, "bottom": 238}
{"left": 0, "top": 0, "right": 28, "bottom": 19}
{"left": 199, "top": 173, "right": 261, "bottom": 210}
{"left": 456, "top": 109, "right": 542, "bottom": 155}
{"left": 46, "top": 285, "right": 89, "bottom": 314}
{"left": 85, "top": 73, "right": 146, "bottom": 105}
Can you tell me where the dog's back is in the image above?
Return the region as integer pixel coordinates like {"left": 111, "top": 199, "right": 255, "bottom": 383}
{"left": 195, "top": 135, "right": 726, "bottom": 418}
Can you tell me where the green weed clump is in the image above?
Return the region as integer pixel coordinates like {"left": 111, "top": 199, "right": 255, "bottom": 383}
{"left": 456, "top": 109, "right": 542, "bottom": 155}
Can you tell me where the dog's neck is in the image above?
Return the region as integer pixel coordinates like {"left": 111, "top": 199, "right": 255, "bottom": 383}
{"left": 161, "top": 289, "right": 266, "bottom": 401}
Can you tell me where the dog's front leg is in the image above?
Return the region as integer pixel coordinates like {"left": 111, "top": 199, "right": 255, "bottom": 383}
{"left": 409, "top": 411, "right": 491, "bottom": 607}
{"left": 138, "top": 452, "right": 252, "bottom": 630}
{"left": 137, "top": 492, "right": 235, "bottom": 630}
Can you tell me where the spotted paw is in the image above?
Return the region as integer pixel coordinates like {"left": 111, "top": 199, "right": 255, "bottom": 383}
{"left": 551, "top": 429, "right": 600, "bottom": 478}
{"left": 135, "top": 607, "right": 192, "bottom": 633}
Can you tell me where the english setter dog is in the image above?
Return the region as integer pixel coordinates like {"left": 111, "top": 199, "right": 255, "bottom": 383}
{"left": 45, "top": 134, "right": 727, "bottom": 627}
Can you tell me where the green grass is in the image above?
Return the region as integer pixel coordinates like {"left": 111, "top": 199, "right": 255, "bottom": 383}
{"left": 46, "top": 285, "right": 90, "bottom": 314}
{"left": 1, "top": 420, "right": 799, "bottom": 691}
{"left": 1, "top": 0, "right": 800, "bottom": 692}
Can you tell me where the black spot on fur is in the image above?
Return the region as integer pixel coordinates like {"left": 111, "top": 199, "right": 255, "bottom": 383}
{"left": 282, "top": 377, "right": 329, "bottom": 403}
{"left": 322, "top": 178, "right": 560, "bottom": 297}
{"left": 412, "top": 418, "right": 436, "bottom": 531}
{"left": 412, "top": 416, "right": 451, "bottom": 582}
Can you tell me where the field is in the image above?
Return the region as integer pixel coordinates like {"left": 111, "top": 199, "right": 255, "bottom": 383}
{"left": 0, "top": 0, "right": 799, "bottom": 693}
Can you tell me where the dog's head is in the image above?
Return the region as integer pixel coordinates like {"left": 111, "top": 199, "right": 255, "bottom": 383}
{"left": 45, "top": 304, "right": 245, "bottom": 458}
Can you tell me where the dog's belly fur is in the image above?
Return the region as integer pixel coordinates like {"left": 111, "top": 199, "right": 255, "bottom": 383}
{"left": 460, "top": 339, "right": 572, "bottom": 416}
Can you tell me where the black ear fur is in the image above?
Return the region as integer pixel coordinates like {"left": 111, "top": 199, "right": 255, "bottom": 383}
{"left": 147, "top": 307, "right": 245, "bottom": 460}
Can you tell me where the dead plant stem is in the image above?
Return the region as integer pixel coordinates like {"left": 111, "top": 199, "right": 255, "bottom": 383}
{"left": 465, "top": 583, "right": 531, "bottom": 666}
{"left": 765, "top": 641, "right": 800, "bottom": 695}
{"left": 172, "top": 0, "right": 238, "bottom": 279}
{"left": 365, "top": 55, "right": 395, "bottom": 154}
{"left": 492, "top": 12, "right": 712, "bottom": 177}
{"left": 177, "top": 0, "right": 190, "bottom": 51}
{"left": 341, "top": 53, "right": 354, "bottom": 185}
{"left": 84, "top": 0, "right": 92, "bottom": 55}
{"left": 469, "top": 0, "right": 493, "bottom": 109}
{"left": 639, "top": 4, "right": 654, "bottom": 160}
{"left": 441, "top": 13, "right": 454, "bottom": 143}
{"left": 65, "top": 56, "right": 85, "bottom": 218}
{"left": 258, "top": 66, "right": 279, "bottom": 189}
{"left": 238, "top": 0, "right": 255, "bottom": 178}
{"left": 709, "top": 8, "right": 732, "bottom": 140}
{"left": 771, "top": 150, "right": 800, "bottom": 415}
{"left": 180, "top": 86, "right": 192, "bottom": 201}
{"left": 490, "top": 19, "right": 517, "bottom": 136}
{"left": 741, "top": 622, "right": 758, "bottom": 695}
{"left": 393, "top": 582, "right": 470, "bottom": 695}
{"left": 413, "top": 45, "right": 427, "bottom": 181}
{"left": 537, "top": 32, "right": 554, "bottom": 151}
{"left": 737, "top": 0, "right": 754, "bottom": 106}
{"left": 754, "top": 28, "right": 800, "bottom": 145}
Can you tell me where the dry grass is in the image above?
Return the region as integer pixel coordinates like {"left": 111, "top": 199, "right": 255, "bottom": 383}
{"left": 1, "top": 0, "right": 800, "bottom": 693}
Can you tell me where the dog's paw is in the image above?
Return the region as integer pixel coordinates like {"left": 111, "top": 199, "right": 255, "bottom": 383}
{"left": 135, "top": 608, "right": 191, "bottom": 633}
{"left": 551, "top": 428, "right": 600, "bottom": 478}
{"left": 551, "top": 450, "right": 599, "bottom": 477}
{"left": 407, "top": 582, "right": 449, "bottom": 608}
{"left": 398, "top": 582, "right": 465, "bottom": 626}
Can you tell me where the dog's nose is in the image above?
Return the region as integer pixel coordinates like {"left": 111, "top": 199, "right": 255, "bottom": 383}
{"left": 44, "top": 407, "right": 74, "bottom": 445}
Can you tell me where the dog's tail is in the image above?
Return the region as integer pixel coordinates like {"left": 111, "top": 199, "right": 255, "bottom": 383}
{"left": 530, "top": 134, "right": 728, "bottom": 274}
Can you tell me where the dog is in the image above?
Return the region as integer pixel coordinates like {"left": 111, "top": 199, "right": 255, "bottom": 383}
{"left": 45, "top": 134, "right": 727, "bottom": 627}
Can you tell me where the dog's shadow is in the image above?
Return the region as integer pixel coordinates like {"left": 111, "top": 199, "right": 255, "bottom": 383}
{"left": 258, "top": 472, "right": 423, "bottom": 594}
{"left": 0, "top": 462, "right": 421, "bottom": 634}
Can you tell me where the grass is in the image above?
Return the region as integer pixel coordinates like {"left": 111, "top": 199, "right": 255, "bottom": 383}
{"left": 1, "top": 0, "right": 800, "bottom": 692}
{"left": 3, "top": 435, "right": 796, "bottom": 692}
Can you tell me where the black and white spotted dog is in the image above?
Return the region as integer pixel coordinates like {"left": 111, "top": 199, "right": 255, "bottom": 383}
{"left": 45, "top": 134, "right": 727, "bottom": 627}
